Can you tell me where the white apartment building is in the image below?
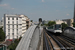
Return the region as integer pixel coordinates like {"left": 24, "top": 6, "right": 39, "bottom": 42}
{"left": 4, "top": 14, "right": 28, "bottom": 40}
{"left": 55, "top": 20, "right": 67, "bottom": 24}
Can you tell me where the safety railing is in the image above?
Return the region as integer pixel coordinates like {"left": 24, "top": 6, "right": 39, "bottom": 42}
{"left": 16, "top": 25, "right": 37, "bottom": 50}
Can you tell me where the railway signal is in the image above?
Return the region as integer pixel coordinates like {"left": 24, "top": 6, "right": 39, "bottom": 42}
{"left": 39, "top": 18, "right": 42, "bottom": 26}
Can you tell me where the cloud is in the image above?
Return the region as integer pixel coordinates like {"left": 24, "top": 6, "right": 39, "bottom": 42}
{"left": 0, "top": 4, "right": 15, "bottom": 10}
{"left": 66, "top": 14, "right": 70, "bottom": 16}
{"left": 11, "top": 8, "right": 15, "bottom": 9}
{"left": 0, "top": 4, "right": 9, "bottom": 7}
{"left": 42, "top": 0, "right": 44, "bottom": 2}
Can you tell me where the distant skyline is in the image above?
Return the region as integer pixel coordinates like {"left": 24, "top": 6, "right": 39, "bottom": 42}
{"left": 0, "top": 0, "right": 74, "bottom": 21}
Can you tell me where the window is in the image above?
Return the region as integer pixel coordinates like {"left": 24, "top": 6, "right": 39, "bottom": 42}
{"left": 26, "top": 21, "right": 29, "bottom": 23}
{"left": 17, "top": 36, "right": 18, "bottom": 39}
{"left": 16, "top": 18, "right": 18, "bottom": 20}
{"left": 8, "top": 17, "right": 10, "bottom": 20}
{"left": 8, "top": 29, "right": 10, "bottom": 32}
{"left": 8, "top": 33, "right": 10, "bottom": 35}
{"left": 16, "top": 25, "right": 18, "bottom": 28}
{"left": 48, "top": 26, "right": 53, "bottom": 29}
{"left": 16, "top": 21, "right": 18, "bottom": 24}
{"left": 12, "top": 18, "right": 14, "bottom": 20}
{"left": 55, "top": 25, "right": 61, "bottom": 30}
{"left": 12, "top": 25, "right": 14, "bottom": 28}
{"left": 17, "top": 29, "right": 18, "bottom": 34}
{"left": 17, "top": 29, "right": 18, "bottom": 31}
{"left": 12, "top": 29, "right": 14, "bottom": 32}
{"left": 8, "top": 33, "right": 10, "bottom": 39}
{"left": 12, "top": 33, "right": 14, "bottom": 35}
{"left": 12, "top": 21, "right": 14, "bottom": 24}
{"left": 8, "top": 21, "right": 10, "bottom": 24}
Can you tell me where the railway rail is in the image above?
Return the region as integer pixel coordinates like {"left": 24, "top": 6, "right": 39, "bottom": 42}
{"left": 53, "top": 36, "right": 74, "bottom": 50}
{"left": 45, "top": 29, "right": 75, "bottom": 50}
{"left": 43, "top": 29, "right": 50, "bottom": 50}
{"left": 60, "top": 35, "right": 75, "bottom": 45}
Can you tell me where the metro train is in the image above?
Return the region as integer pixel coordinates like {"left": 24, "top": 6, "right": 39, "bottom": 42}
{"left": 46, "top": 24, "right": 62, "bottom": 34}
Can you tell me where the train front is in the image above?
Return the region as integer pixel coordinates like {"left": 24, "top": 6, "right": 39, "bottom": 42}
{"left": 54, "top": 24, "right": 62, "bottom": 34}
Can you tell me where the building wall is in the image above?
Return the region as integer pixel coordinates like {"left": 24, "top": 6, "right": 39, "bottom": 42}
{"left": 26, "top": 16, "right": 30, "bottom": 30}
{"left": 55, "top": 20, "right": 67, "bottom": 24}
{"left": 62, "top": 19, "right": 74, "bottom": 27}
{"left": 42, "top": 20, "right": 49, "bottom": 25}
{"left": 71, "top": 19, "right": 74, "bottom": 27}
{"left": 4, "top": 14, "right": 29, "bottom": 40}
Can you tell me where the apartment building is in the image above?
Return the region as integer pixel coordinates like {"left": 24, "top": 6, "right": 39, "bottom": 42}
{"left": 42, "top": 20, "right": 49, "bottom": 25}
{"left": 4, "top": 14, "right": 30, "bottom": 40}
{"left": 62, "top": 19, "right": 73, "bottom": 27}
{"left": 26, "top": 16, "right": 30, "bottom": 29}
{"left": 55, "top": 20, "right": 67, "bottom": 24}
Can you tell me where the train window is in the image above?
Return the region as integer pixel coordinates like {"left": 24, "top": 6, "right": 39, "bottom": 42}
{"left": 48, "top": 26, "right": 53, "bottom": 29}
{"left": 55, "top": 25, "right": 61, "bottom": 30}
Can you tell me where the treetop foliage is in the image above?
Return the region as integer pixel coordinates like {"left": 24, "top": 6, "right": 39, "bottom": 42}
{"left": 48, "top": 21, "right": 56, "bottom": 26}
{"left": 72, "top": 22, "right": 75, "bottom": 27}
{"left": 61, "top": 23, "right": 68, "bottom": 30}
{"left": 0, "top": 27, "right": 5, "bottom": 41}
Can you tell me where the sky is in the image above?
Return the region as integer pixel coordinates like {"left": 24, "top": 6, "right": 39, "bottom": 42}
{"left": 0, "top": 0, "right": 74, "bottom": 21}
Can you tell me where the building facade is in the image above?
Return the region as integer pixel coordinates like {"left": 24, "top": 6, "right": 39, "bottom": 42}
{"left": 4, "top": 14, "right": 30, "bottom": 40}
{"left": 55, "top": 20, "right": 67, "bottom": 24}
{"left": 42, "top": 20, "right": 49, "bottom": 25}
{"left": 26, "top": 16, "right": 30, "bottom": 29}
{"left": 62, "top": 19, "right": 73, "bottom": 27}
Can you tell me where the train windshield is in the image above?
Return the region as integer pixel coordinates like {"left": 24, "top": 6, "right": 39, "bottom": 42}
{"left": 55, "top": 25, "right": 61, "bottom": 30}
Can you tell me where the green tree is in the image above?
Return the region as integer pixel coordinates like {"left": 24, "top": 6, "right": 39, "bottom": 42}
{"left": 61, "top": 23, "right": 68, "bottom": 31}
{"left": 72, "top": 22, "right": 75, "bottom": 27}
{"left": 0, "top": 27, "right": 5, "bottom": 41}
{"left": 8, "top": 37, "right": 22, "bottom": 50}
{"left": 8, "top": 43, "right": 17, "bottom": 50}
{"left": 44, "top": 24, "right": 48, "bottom": 26}
{"left": 42, "top": 24, "right": 48, "bottom": 26}
{"left": 48, "top": 21, "right": 56, "bottom": 26}
{"left": 31, "top": 20, "right": 33, "bottom": 22}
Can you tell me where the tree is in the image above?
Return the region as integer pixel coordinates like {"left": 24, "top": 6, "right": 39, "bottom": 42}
{"left": 48, "top": 21, "right": 56, "bottom": 26}
{"left": 61, "top": 23, "right": 68, "bottom": 31}
{"left": 0, "top": 27, "right": 5, "bottom": 41}
{"left": 8, "top": 37, "right": 22, "bottom": 50}
{"left": 72, "top": 22, "right": 75, "bottom": 27}
{"left": 31, "top": 20, "right": 33, "bottom": 22}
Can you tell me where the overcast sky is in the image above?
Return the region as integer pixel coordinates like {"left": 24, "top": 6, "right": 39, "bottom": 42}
{"left": 0, "top": 0, "right": 74, "bottom": 21}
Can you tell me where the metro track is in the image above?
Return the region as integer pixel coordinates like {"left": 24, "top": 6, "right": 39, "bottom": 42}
{"left": 45, "top": 29, "right": 75, "bottom": 50}
{"left": 43, "top": 29, "right": 50, "bottom": 50}
{"left": 59, "top": 35, "right": 75, "bottom": 45}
